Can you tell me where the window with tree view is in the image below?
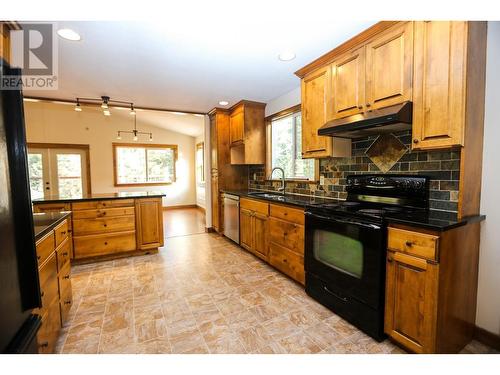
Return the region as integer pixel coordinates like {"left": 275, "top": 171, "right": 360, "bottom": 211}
{"left": 114, "top": 144, "right": 177, "bottom": 185}
{"left": 271, "top": 111, "right": 314, "bottom": 180}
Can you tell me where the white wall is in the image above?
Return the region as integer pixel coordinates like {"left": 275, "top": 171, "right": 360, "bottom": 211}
{"left": 195, "top": 134, "right": 206, "bottom": 209}
{"left": 265, "top": 86, "right": 301, "bottom": 117}
{"left": 24, "top": 101, "right": 197, "bottom": 207}
{"left": 476, "top": 21, "right": 500, "bottom": 336}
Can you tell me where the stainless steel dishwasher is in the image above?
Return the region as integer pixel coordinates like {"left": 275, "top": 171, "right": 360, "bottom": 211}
{"left": 223, "top": 193, "right": 239, "bottom": 244}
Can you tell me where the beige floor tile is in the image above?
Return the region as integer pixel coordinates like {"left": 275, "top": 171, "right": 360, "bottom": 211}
{"left": 248, "top": 304, "right": 282, "bottom": 323}
{"left": 62, "top": 334, "right": 100, "bottom": 354}
{"left": 234, "top": 324, "right": 272, "bottom": 352}
{"left": 198, "top": 317, "right": 233, "bottom": 342}
{"left": 98, "top": 327, "right": 136, "bottom": 354}
{"left": 305, "top": 321, "right": 344, "bottom": 349}
{"left": 205, "top": 333, "right": 246, "bottom": 354}
{"left": 134, "top": 304, "right": 164, "bottom": 325}
{"left": 169, "top": 330, "right": 207, "bottom": 354}
{"left": 101, "top": 312, "right": 133, "bottom": 334}
{"left": 135, "top": 318, "right": 168, "bottom": 343}
{"left": 255, "top": 341, "right": 287, "bottom": 354}
{"left": 216, "top": 296, "right": 248, "bottom": 316}
{"left": 278, "top": 332, "right": 322, "bottom": 354}
{"left": 135, "top": 337, "right": 171, "bottom": 354}
{"left": 261, "top": 315, "right": 301, "bottom": 341}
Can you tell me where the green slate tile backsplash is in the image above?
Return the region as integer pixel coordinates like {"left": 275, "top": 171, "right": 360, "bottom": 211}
{"left": 248, "top": 130, "right": 461, "bottom": 220}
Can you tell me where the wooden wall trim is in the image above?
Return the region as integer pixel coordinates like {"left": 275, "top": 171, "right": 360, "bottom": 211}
{"left": 474, "top": 326, "right": 500, "bottom": 351}
{"left": 264, "top": 104, "right": 302, "bottom": 122}
{"left": 162, "top": 204, "right": 198, "bottom": 210}
{"left": 27, "top": 142, "right": 92, "bottom": 195}
{"left": 294, "top": 21, "right": 399, "bottom": 78}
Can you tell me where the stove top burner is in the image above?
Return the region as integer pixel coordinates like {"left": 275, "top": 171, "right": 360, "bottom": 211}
{"left": 340, "top": 202, "right": 361, "bottom": 207}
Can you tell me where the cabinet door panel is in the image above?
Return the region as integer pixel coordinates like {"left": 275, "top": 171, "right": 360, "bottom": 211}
{"left": 136, "top": 198, "right": 164, "bottom": 249}
{"left": 331, "top": 47, "right": 365, "bottom": 119}
{"left": 412, "top": 21, "right": 467, "bottom": 149}
{"left": 301, "top": 66, "right": 332, "bottom": 158}
{"left": 239, "top": 208, "right": 253, "bottom": 251}
{"left": 365, "top": 22, "right": 413, "bottom": 109}
{"left": 253, "top": 212, "right": 269, "bottom": 260}
{"left": 229, "top": 107, "right": 244, "bottom": 144}
{"left": 385, "top": 251, "right": 438, "bottom": 353}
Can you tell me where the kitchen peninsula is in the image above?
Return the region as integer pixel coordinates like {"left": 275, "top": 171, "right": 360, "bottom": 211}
{"left": 32, "top": 192, "right": 165, "bottom": 262}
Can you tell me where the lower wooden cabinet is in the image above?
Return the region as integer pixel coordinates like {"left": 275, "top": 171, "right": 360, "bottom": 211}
{"left": 35, "top": 218, "right": 73, "bottom": 354}
{"left": 385, "top": 251, "right": 438, "bottom": 353}
{"left": 239, "top": 198, "right": 305, "bottom": 284}
{"left": 135, "top": 198, "right": 164, "bottom": 250}
{"left": 384, "top": 222, "right": 481, "bottom": 353}
{"left": 239, "top": 198, "right": 269, "bottom": 261}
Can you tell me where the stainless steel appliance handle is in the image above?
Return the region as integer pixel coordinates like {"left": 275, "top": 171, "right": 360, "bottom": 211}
{"left": 305, "top": 211, "right": 381, "bottom": 230}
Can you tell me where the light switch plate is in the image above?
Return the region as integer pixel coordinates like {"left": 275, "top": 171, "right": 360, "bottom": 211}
{"left": 319, "top": 175, "right": 325, "bottom": 186}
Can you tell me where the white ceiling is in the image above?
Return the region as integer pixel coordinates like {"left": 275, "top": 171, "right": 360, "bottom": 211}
{"left": 23, "top": 13, "right": 374, "bottom": 113}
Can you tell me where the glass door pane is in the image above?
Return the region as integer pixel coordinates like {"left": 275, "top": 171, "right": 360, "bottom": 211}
{"left": 50, "top": 148, "right": 88, "bottom": 198}
{"left": 27, "top": 148, "right": 50, "bottom": 199}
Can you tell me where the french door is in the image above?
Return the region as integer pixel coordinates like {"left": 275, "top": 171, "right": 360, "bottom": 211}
{"left": 27, "top": 146, "right": 90, "bottom": 199}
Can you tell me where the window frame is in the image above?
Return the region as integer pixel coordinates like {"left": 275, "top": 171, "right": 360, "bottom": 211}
{"left": 195, "top": 142, "right": 205, "bottom": 183}
{"left": 112, "top": 143, "right": 178, "bottom": 187}
{"left": 265, "top": 105, "right": 319, "bottom": 183}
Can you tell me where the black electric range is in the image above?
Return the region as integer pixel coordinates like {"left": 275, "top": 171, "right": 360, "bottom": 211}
{"left": 304, "top": 174, "right": 429, "bottom": 341}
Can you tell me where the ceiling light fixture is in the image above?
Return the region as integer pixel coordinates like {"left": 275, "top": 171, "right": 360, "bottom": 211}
{"left": 74, "top": 96, "right": 137, "bottom": 117}
{"left": 218, "top": 101, "right": 229, "bottom": 106}
{"left": 278, "top": 51, "right": 296, "bottom": 61}
{"left": 116, "top": 113, "right": 152, "bottom": 142}
{"left": 74, "top": 98, "right": 82, "bottom": 112}
{"left": 57, "top": 28, "right": 81, "bottom": 41}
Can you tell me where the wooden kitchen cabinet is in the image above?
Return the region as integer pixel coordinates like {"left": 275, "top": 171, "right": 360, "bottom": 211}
{"left": 365, "top": 21, "right": 413, "bottom": 110}
{"left": 385, "top": 250, "right": 438, "bottom": 353}
{"left": 301, "top": 66, "right": 351, "bottom": 159}
{"left": 209, "top": 108, "right": 248, "bottom": 233}
{"left": 229, "top": 101, "right": 266, "bottom": 165}
{"left": 135, "top": 197, "right": 164, "bottom": 250}
{"left": 412, "top": 21, "right": 468, "bottom": 149}
{"left": 385, "top": 222, "right": 482, "bottom": 353}
{"left": 239, "top": 198, "right": 269, "bottom": 261}
{"left": 330, "top": 47, "right": 366, "bottom": 119}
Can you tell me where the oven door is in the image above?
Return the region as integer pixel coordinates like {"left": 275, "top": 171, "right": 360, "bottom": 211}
{"left": 304, "top": 211, "right": 386, "bottom": 309}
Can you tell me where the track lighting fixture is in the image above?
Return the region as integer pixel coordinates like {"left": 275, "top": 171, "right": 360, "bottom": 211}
{"left": 73, "top": 96, "right": 137, "bottom": 117}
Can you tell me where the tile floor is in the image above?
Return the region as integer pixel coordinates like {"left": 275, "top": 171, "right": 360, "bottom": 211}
{"left": 56, "top": 233, "right": 498, "bottom": 354}
{"left": 163, "top": 208, "right": 206, "bottom": 238}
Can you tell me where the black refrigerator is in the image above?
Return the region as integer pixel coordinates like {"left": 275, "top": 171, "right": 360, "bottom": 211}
{"left": 0, "top": 59, "right": 42, "bottom": 353}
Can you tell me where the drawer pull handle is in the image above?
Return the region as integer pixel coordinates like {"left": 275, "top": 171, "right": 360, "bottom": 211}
{"left": 64, "top": 300, "right": 72, "bottom": 305}
{"left": 61, "top": 231, "right": 66, "bottom": 235}
{"left": 104, "top": 241, "right": 108, "bottom": 245}
{"left": 39, "top": 341, "right": 49, "bottom": 348}
{"left": 323, "top": 286, "right": 348, "bottom": 302}
{"left": 103, "top": 224, "right": 107, "bottom": 227}
{"left": 64, "top": 275, "right": 70, "bottom": 280}
{"left": 40, "top": 291, "right": 44, "bottom": 297}
{"left": 37, "top": 255, "right": 41, "bottom": 260}
{"left": 405, "top": 241, "right": 414, "bottom": 247}
{"left": 62, "top": 252, "right": 68, "bottom": 256}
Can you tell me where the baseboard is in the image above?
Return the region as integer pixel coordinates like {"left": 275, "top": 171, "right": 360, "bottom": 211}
{"left": 196, "top": 205, "right": 206, "bottom": 213}
{"left": 205, "top": 227, "right": 216, "bottom": 233}
{"left": 162, "top": 204, "right": 197, "bottom": 210}
{"left": 474, "top": 326, "right": 500, "bottom": 351}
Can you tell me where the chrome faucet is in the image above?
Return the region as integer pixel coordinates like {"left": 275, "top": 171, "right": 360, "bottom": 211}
{"left": 270, "top": 167, "right": 286, "bottom": 195}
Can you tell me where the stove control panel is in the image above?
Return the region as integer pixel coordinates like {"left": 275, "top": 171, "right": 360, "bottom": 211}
{"left": 346, "top": 175, "right": 429, "bottom": 196}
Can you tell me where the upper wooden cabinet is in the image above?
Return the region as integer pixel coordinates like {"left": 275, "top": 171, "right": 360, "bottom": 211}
{"left": 330, "top": 47, "right": 366, "bottom": 119}
{"left": 365, "top": 22, "right": 413, "bottom": 110}
{"left": 301, "top": 66, "right": 352, "bottom": 159}
{"left": 412, "top": 21, "right": 467, "bottom": 149}
{"left": 229, "top": 101, "right": 266, "bottom": 165}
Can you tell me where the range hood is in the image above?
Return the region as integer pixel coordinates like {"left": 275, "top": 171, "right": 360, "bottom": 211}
{"left": 318, "top": 101, "right": 412, "bottom": 138}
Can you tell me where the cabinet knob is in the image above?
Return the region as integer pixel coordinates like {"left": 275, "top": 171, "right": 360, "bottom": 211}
{"left": 37, "top": 255, "right": 41, "bottom": 260}
{"left": 64, "top": 300, "right": 72, "bottom": 305}
{"left": 405, "top": 240, "right": 414, "bottom": 247}
{"left": 40, "top": 291, "right": 44, "bottom": 297}
{"left": 104, "top": 241, "right": 108, "bottom": 245}
{"left": 366, "top": 103, "right": 371, "bottom": 107}
{"left": 39, "top": 341, "right": 49, "bottom": 348}
{"left": 413, "top": 139, "right": 419, "bottom": 144}
{"left": 103, "top": 224, "right": 107, "bottom": 227}
{"left": 387, "top": 257, "right": 393, "bottom": 263}
{"left": 358, "top": 105, "right": 363, "bottom": 109}
{"left": 64, "top": 275, "right": 70, "bottom": 280}
{"left": 62, "top": 252, "right": 68, "bottom": 256}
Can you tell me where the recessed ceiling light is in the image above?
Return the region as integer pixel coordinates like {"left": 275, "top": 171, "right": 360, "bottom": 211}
{"left": 57, "top": 28, "right": 81, "bottom": 41}
{"left": 219, "top": 101, "right": 229, "bottom": 106}
{"left": 278, "top": 51, "right": 296, "bottom": 61}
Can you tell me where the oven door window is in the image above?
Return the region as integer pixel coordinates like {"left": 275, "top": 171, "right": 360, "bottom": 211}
{"left": 312, "top": 229, "right": 363, "bottom": 279}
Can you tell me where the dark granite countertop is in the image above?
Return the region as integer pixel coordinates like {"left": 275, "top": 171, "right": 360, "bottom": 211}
{"left": 385, "top": 211, "right": 486, "bottom": 231}
{"left": 222, "top": 190, "right": 485, "bottom": 231}
{"left": 33, "top": 211, "right": 71, "bottom": 241}
{"left": 221, "top": 189, "right": 336, "bottom": 208}
{"left": 32, "top": 191, "right": 165, "bottom": 204}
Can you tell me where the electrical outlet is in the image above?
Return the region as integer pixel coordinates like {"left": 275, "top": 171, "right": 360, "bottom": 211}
{"left": 319, "top": 175, "right": 325, "bottom": 186}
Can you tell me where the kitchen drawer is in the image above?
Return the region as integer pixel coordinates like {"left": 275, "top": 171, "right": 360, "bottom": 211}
{"left": 71, "top": 199, "right": 134, "bottom": 211}
{"left": 72, "top": 206, "right": 135, "bottom": 220}
{"left": 37, "top": 300, "right": 61, "bottom": 354}
{"left": 388, "top": 227, "right": 439, "bottom": 261}
{"left": 33, "top": 202, "right": 71, "bottom": 213}
{"left": 270, "top": 204, "right": 305, "bottom": 225}
{"left": 73, "top": 215, "right": 135, "bottom": 235}
{"left": 38, "top": 253, "right": 59, "bottom": 316}
{"left": 58, "top": 261, "right": 72, "bottom": 300}
{"left": 240, "top": 198, "right": 269, "bottom": 215}
{"left": 269, "top": 217, "right": 304, "bottom": 255}
{"left": 55, "top": 238, "right": 71, "bottom": 273}
{"left": 73, "top": 231, "right": 136, "bottom": 259}
{"left": 269, "top": 242, "right": 305, "bottom": 285}
{"left": 59, "top": 287, "right": 73, "bottom": 326}
{"left": 36, "top": 232, "right": 55, "bottom": 266}
{"left": 54, "top": 220, "right": 69, "bottom": 247}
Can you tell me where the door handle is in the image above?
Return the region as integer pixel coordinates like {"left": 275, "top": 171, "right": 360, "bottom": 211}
{"left": 323, "top": 286, "right": 348, "bottom": 302}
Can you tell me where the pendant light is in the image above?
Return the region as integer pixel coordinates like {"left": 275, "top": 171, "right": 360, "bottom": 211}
{"left": 74, "top": 98, "right": 82, "bottom": 112}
